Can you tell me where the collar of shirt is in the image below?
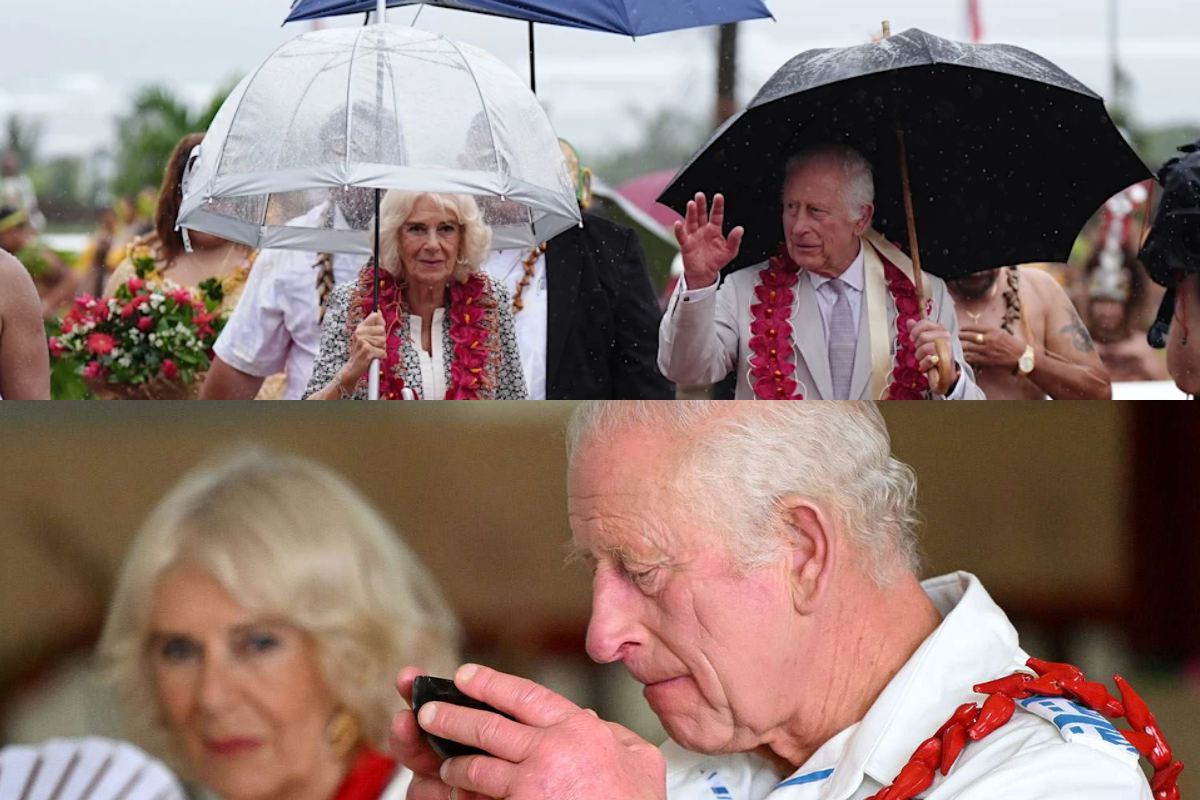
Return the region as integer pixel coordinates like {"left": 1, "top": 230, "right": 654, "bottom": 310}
{"left": 800, "top": 572, "right": 1024, "bottom": 800}
{"left": 806, "top": 243, "right": 866, "bottom": 296}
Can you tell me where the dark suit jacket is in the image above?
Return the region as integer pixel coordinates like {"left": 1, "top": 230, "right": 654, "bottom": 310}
{"left": 545, "top": 213, "right": 675, "bottom": 399}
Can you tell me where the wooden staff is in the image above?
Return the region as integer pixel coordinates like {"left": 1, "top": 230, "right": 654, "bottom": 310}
{"left": 884, "top": 20, "right": 955, "bottom": 395}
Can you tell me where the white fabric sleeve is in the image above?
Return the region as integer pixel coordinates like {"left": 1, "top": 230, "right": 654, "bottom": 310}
{"left": 214, "top": 250, "right": 293, "bottom": 378}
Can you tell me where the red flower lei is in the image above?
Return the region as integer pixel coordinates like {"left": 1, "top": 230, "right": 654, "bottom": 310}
{"left": 883, "top": 260, "right": 931, "bottom": 400}
{"left": 355, "top": 265, "right": 499, "bottom": 400}
{"left": 749, "top": 247, "right": 805, "bottom": 399}
{"left": 749, "top": 245, "right": 930, "bottom": 400}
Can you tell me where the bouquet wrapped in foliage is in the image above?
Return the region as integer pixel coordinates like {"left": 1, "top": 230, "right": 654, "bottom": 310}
{"left": 49, "top": 247, "right": 227, "bottom": 399}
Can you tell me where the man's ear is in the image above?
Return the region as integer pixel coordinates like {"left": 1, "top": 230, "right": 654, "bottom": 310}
{"left": 853, "top": 203, "right": 875, "bottom": 237}
{"left": 778, "top": 496, "right": 835, "bottom": 614}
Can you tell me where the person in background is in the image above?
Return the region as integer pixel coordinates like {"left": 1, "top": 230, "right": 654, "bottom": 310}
{"left": 104, "top": 134, "right": 255, "bottom": 307}
{"left": 201, "top": 192, "right": 368, "bottom": 401}
{"left": 0, "top": 247, "right": 51, "bottom": 398}
{"left": 98, "top": 448, "right": 461, "bottom": 800}
{"left": 1086, "top": 256, "right": 1169, "bottom": 383}
{"left": 483, "top": 140, "right": 672, "bottom": 400}
{"left": 948, "top": 265, "right": 1111, "bottom": 399}
{"left": 0, "top": 149, "right": 45, "bottom": 231}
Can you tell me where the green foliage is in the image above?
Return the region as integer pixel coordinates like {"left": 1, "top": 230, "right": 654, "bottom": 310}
{"left": 109, "top": 83, "right": 233, "bottom": 200}
{"left": 30, "top": 156, "right": 86, "bottom": 210}
{"left": 592, "top": 105, "right": 711, "bottom": 185}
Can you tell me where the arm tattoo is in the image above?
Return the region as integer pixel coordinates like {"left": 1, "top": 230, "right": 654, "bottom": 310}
{"left": 1059, "top": 307, "right": 1096, "bottom": 353}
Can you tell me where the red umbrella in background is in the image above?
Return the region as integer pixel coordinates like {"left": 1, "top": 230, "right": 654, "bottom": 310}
{"left": 612, "top": 170, "right": 685, "bottom": 307}
{"left": 615, "top": 169, "right": 684, "bottom": 230}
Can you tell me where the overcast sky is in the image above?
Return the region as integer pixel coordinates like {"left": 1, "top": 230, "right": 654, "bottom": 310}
{"left": 2, "top": 0, "right": 1197, "bottom": 162}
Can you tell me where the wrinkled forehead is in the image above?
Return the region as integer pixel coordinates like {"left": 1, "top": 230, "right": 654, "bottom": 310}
{"left": 567, "top": 428, "right": 694, "bottom": 548}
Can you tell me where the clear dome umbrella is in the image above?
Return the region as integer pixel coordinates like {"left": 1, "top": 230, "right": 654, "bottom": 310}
{"left": 177, "top": 21, "right": 581, "bottom": 397}
{"left": 178, "top": 23, "right": 580, "bottom": 255}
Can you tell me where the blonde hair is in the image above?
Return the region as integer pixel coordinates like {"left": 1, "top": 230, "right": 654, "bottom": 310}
{"left": 97, "top": 448, "right": 461, "bottom": 762}
{"left": 377, "top": 191, "right": 492, "bottom": 282}
{"left": 567, "top": 401, "right": 921, "bottom": 585}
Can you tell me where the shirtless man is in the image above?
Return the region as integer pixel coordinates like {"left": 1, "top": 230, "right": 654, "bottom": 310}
{"left": 1087, "top": 267, "right": 1169, "bottom": 383}
{"left": 948, "top": 266, "right": 1111, "bottom": 399}
{"left": 0, "top": 248, "right": 51, "bottom": 399}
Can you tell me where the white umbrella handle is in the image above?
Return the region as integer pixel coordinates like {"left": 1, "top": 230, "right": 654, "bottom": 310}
{"left": 376, "top": 0, "right": 386, "bottom": 22}
{"left": 368, "top": 359, "right": 381, "bottom": 400}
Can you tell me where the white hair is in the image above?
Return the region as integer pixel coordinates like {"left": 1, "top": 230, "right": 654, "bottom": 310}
{"left": 566, "top": 402, "right": 921, "bottom": 585}
{"left": 783, "top": 144, "right": 875, "bottom": 223}
{"left": 97, "top": 447, "right": 462, "bottom": 766}
{"left": 377, "top": 190, "right": 492, "bottom": 282}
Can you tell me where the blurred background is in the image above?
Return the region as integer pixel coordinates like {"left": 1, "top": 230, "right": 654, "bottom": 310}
{"left": 0, "top": 401, "right": 1195, "bottom": 792}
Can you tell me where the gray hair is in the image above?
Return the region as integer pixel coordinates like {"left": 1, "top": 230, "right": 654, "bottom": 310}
{"left": 97, "top": 447, "right": 461, "bottom": 767}
{"left": 783, "top": 144, "right": 875, "bottom": 223}
{"left": 566, "top": 402, "right": 921, "bottom": 585}
{"left": 378, "top": 190, "right": 492, "bottom": 282}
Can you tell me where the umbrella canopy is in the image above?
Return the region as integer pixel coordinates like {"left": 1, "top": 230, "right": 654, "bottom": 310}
{"left": 658, "top": 27, "right": 1152, "bottom": 279}
{"left": 178, "top": 24, "right": 580, "bottom": 256}
{"left": 615, "top": 169, "right": 684, "bottom": 230}
{"left": 284, "top": 0, "right": 774, "bottom": 36}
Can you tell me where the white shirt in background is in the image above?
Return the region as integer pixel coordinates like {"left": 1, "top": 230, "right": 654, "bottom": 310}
{"left": 484, "top": 248, "right": 547, "bottom": 400}
{"left": 213, "top": 205, "right": 364, "bottom": 399}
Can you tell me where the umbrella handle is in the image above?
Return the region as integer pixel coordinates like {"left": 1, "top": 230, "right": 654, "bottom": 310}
{"left": 368, "top": 359, "right": 381, "bottom": 400}
{"left": 896, "top": 125, "right": 955, "bottom": 395}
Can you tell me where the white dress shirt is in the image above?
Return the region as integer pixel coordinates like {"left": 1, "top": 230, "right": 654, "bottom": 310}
{"left": 213, "top": 204, "right": 364, "bottom": 399}
{"left": 484, "top": 248, "right": 546, "bottom": 400}
{"left": 664, "top": 572, "right": 1150, "bottom": 800}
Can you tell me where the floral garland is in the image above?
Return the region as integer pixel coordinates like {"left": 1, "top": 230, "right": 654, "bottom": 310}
{"left": 883, "top": 260, "right": 931, "bottom": 400}
{"left": 354, "top": 264, "right": 501, "bottom": 400}
{"left": 748, "top": 247, "right": 805, "bottom": 399}
{"left": 749, "top": 245, "right": 929, "bottom": 400}
{"left": 865, "top": 657, "right": 1181, "bottom": 800}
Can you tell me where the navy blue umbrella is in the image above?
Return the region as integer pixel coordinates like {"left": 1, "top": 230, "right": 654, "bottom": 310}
{"left": 284, "top": 0, "right": 774, "bottom": 90}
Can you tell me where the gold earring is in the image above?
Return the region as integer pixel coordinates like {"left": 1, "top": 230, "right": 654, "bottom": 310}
{"left": 326, "top": 708, "right": 362, "bottom": 760}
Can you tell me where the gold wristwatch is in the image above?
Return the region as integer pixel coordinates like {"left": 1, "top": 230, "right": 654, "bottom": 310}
{"left": 1016, "top": 345, "right": 1036, "bottom": 377}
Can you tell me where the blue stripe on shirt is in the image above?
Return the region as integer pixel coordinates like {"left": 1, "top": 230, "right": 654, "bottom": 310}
{"left": 776, "top": 768, "right": 835, "bottom": 788}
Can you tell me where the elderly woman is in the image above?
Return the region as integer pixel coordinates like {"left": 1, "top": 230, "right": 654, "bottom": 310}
{"left": 305, "top": 191, "right": 527, "bottom": 399}
{"left": 98, "top": 449, "right": 461, "bottom": 800}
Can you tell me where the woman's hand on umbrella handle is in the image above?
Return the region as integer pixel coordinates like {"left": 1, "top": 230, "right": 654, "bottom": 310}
{"left": 342, "top": 311, "right": 387, "bottom": 384}
{"left": 673, "top": 192, "right": 744, "bottom": 290}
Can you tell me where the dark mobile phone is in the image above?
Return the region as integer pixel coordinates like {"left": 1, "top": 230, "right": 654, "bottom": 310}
{"left": 411, "top": 675, "right": 514, "bottom": 759}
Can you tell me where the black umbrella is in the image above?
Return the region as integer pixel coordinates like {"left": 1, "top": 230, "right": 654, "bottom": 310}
{"left": 659, "top": 26, "right": 1151, "bottom": 280}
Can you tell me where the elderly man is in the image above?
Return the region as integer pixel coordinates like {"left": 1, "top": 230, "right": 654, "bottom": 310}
{"left": 947, "top": 266, "right": 1111, "bottom": 399}
{"left": 658, "top": 145, "right": 983, "bottom": 399}
{"left": 392, "top": 402, "right": 1165, "bottom": 800}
